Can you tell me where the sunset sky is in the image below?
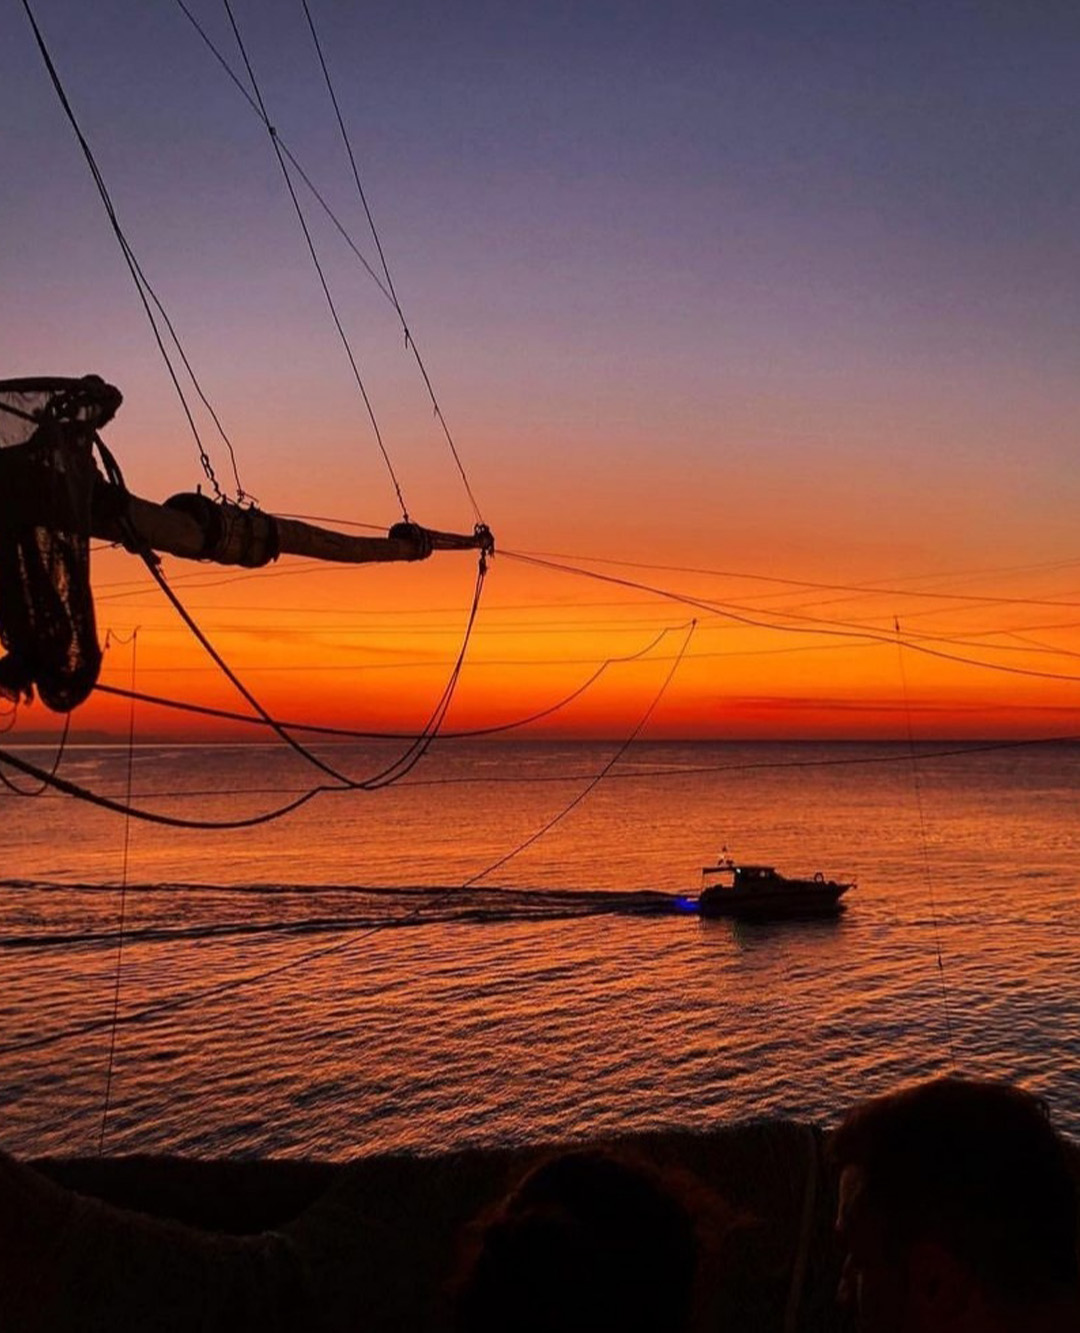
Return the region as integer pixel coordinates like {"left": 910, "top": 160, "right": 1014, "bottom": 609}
{"left": 4, "top": 0, "right": 1080, "bottom": 740}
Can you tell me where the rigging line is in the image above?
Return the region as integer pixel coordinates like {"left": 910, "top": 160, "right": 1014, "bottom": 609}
{"left": 88, "top": 615, "right": 1080, "bottom": 652}
{"left": 95, "top": 440, "right": 353, "bottom": 788}
{"left": 355, "top": 734, "right": 1080, "bottom": 785}
{"left": 92, "top": 622, "right": 683, "bottom": 741}
{"left": 301, "top": 0, "right": 402, "bottom": 312}
{"left": 142, "top": 546, "right": 485, "bottom": 790}
{"left": 299, "top": 0, "right": 483, "bottom": 524}
{"left": 99, "top": 629, "right": 138, "bottom": 1153}
{"left": 1001, "top": 630, "right": 1080, "bottom": 660}
{"left": 7, "top": 734, "right": 1077, "bottom": 810}
{"left": 177, "top": 0, "right": 481, "bottom": 518}
{"left": 0, "top": 624, "right": 699, "bottom": 1058}
{"left": 463, "top": 621, "right": 699, "bottom": 887}
{"left": 172, "top": 0, "right": 394, "bottom": 306}
{"left": 19, "top": 0, "right": 245, "bottom": 504}
{"left": 99, "top": 429, "right": 486, "bottom": 793}
{"left": 358, "top": 554, "right": 489, "bottom": 789}
{"left": 895, "top": 617, "right": 957, "bottom": 1068}
{"left": 220, "top": 0, "right": 410, "bottom": 522}
{"left": 513, "top": 546, "right": 1080, "bottom": 608}
{"left": 0, "top": 714, "right": 71, "bottom": 796}
{"left": 0, "top": 557, "right": 490, "bottom": 818}
{"left": 94, "top": 562, "right": 330, "bottom": 600}
{"left": 504, "top": 552, "right": 1080, "bottom": 684}
{"left": 0, "top": 744, "right": 329, "bottom": 829}
{"left": 511, "top": 554, "right": 1067, "bottom": 648}
{"left": 276, "top": 512, "right": 387, "bottom": 533}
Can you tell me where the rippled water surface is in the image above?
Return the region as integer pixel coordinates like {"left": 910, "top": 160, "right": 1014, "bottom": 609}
{"left": 2, "top": 740, "right": 1079, "bottom": 1156}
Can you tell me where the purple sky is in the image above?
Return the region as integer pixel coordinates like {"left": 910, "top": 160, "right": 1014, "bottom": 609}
{"left": 4, "top": 0, "right": 1080, "bottom": 580}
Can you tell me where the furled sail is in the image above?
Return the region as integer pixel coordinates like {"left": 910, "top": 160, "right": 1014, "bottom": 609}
{"left": 0, "top": 375, "right": 121, "bottom": 712}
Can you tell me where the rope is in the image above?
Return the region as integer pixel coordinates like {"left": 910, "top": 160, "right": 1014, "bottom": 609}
{"left": 220, "top": 0, "right": 410, "bottom": 521}
{"left": 462, "top": 621, "right": 697, "bottom": 886}
{"left": 512, "top": 545, "right": 1080, "bottom": 610}
{"left": 172, "top": 0, "right": 483, "bottom": 522}
{"left": 19, "top": 0, "right": 248, "bottom": 504}
{"left": 92, "top": 623, "right": 683, "bottom": 740}
{"left": 173, "top": 0, "right": 395, "bottom": 306}
{"left": 99, "top": 628, "right": 138, "bottom": 1152}
{"left": 503, "top": 552, "right": 1080, "bottom": 684}
{"left": 0, "top": 548, "right": 488, "bottom": 824}
{"left": 96, "top": 433, "right": 485, "bottom": 792}
{"left": 0, "top": 621, "right": 695, "bottom": 1058}
{"left": 299, "top": 0, "right": 484, "bottom": 523}
{"left": 895, "top": 617, "right": 957, "bottom": 1067}
{"left": 345, "top": 552, "right": 490, "bottom": 790}
{"left": 0, "top": 745, "right": 330, "bottom": 828}
{"left": 132, "top": 545, "right": 479, "bottom": 789}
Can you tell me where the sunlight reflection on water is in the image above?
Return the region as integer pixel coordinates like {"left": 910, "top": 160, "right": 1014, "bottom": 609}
{"left": 2, "top": 741, "right": 1078, "bottom": 1156}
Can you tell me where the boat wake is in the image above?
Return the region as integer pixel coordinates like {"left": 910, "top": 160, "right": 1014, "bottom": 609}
{"left": 0, "top": 881, "right": 687, "bottom": 952}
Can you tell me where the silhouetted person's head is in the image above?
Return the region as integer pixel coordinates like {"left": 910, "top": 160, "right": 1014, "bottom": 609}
{"left": 830, "top": 1078, "right": 1079, "bottom": 1333}
{"left": 454, "top": 1149, "right": 699, "bottom": 1333}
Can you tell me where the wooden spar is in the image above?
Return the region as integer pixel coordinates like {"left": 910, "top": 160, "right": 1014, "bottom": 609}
{"left": 1, "top": 378, "right": 492, "bottom": 713}
{"left": 90, "top": 483, "right": 493, "bottom": 568}
{"left": 1, "top": 377, "right": 492, "bottom": 568}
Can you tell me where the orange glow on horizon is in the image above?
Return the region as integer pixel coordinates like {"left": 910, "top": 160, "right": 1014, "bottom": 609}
{"left": 8, "top": 535, "right": 1075, "bottom": 747}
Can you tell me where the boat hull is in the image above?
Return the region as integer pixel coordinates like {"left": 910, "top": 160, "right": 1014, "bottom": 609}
{"left": 698, "top": 880, "right": 850, "bottom": 921}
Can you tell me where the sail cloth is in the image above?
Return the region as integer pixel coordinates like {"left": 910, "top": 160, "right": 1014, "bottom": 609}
{"left": 0, "top": 376, "right": 121, "bottom": 712}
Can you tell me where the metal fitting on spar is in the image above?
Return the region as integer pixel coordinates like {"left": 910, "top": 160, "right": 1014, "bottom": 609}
{"left": 163, "top": 493, "right": 281, "bottom": 568}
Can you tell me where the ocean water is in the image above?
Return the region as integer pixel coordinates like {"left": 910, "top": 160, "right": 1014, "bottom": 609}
{"left": 2, "top": 739, "right": 1079, "bottom": 1158}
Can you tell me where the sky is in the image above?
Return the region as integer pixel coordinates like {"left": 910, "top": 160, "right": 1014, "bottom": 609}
{"left": 3, "top": 0, "right": 1080, "bottom": 741}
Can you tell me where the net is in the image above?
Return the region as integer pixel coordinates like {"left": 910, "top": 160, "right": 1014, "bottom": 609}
{"left": 0, "top": 376, "right": 122, "bottom": 712}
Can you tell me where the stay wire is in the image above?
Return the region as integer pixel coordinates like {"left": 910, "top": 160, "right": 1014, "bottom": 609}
{"left": 142, "top": 553, "right": 358, "bottom": 788}
{"left": 463, "top": 619, "right": 698, "bottom": 887}
{"left": 504, "top": 552, "right": 1080, "bottom": 684}
{"left": 19, "top": 0, "right": 247, "bottom": 504}
{"left": 173, "top": 0, "right": 482, "bottom": 522}
{"left": 299, "top": 0, "right": 484, "bottom": 524}
{"left": 895, "top": 617, "right": 957, "bottom": 1067}
{"left": 172, "top": 0, "right": 395, "bottom": 306}
{"left": 220, "top": 0, "right": 411, "bottom": 522}
{"left": 514, "top": 546, "right": 1080, "bottom": 610}
{"left": 0, "top": 622, "right": 696, "bottom": 1059}
{"left": 99, "top": 629, "right": 138, "bottom": 1153}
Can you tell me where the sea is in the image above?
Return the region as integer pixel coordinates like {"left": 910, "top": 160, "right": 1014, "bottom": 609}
{"left": 2, "top": 739, "right": 1079, "bottom": 1159}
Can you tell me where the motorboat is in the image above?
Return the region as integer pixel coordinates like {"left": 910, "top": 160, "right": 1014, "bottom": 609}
{"left": 697, "top": 856, "right": 853, "bottom": 920}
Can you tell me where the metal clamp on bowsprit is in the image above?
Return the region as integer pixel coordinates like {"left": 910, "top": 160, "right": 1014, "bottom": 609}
{"left": 388, "top": 521, "right": 435, "bottom": 559}
{"left": 164, "top": 493, "right": 280, "bottom": 567}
